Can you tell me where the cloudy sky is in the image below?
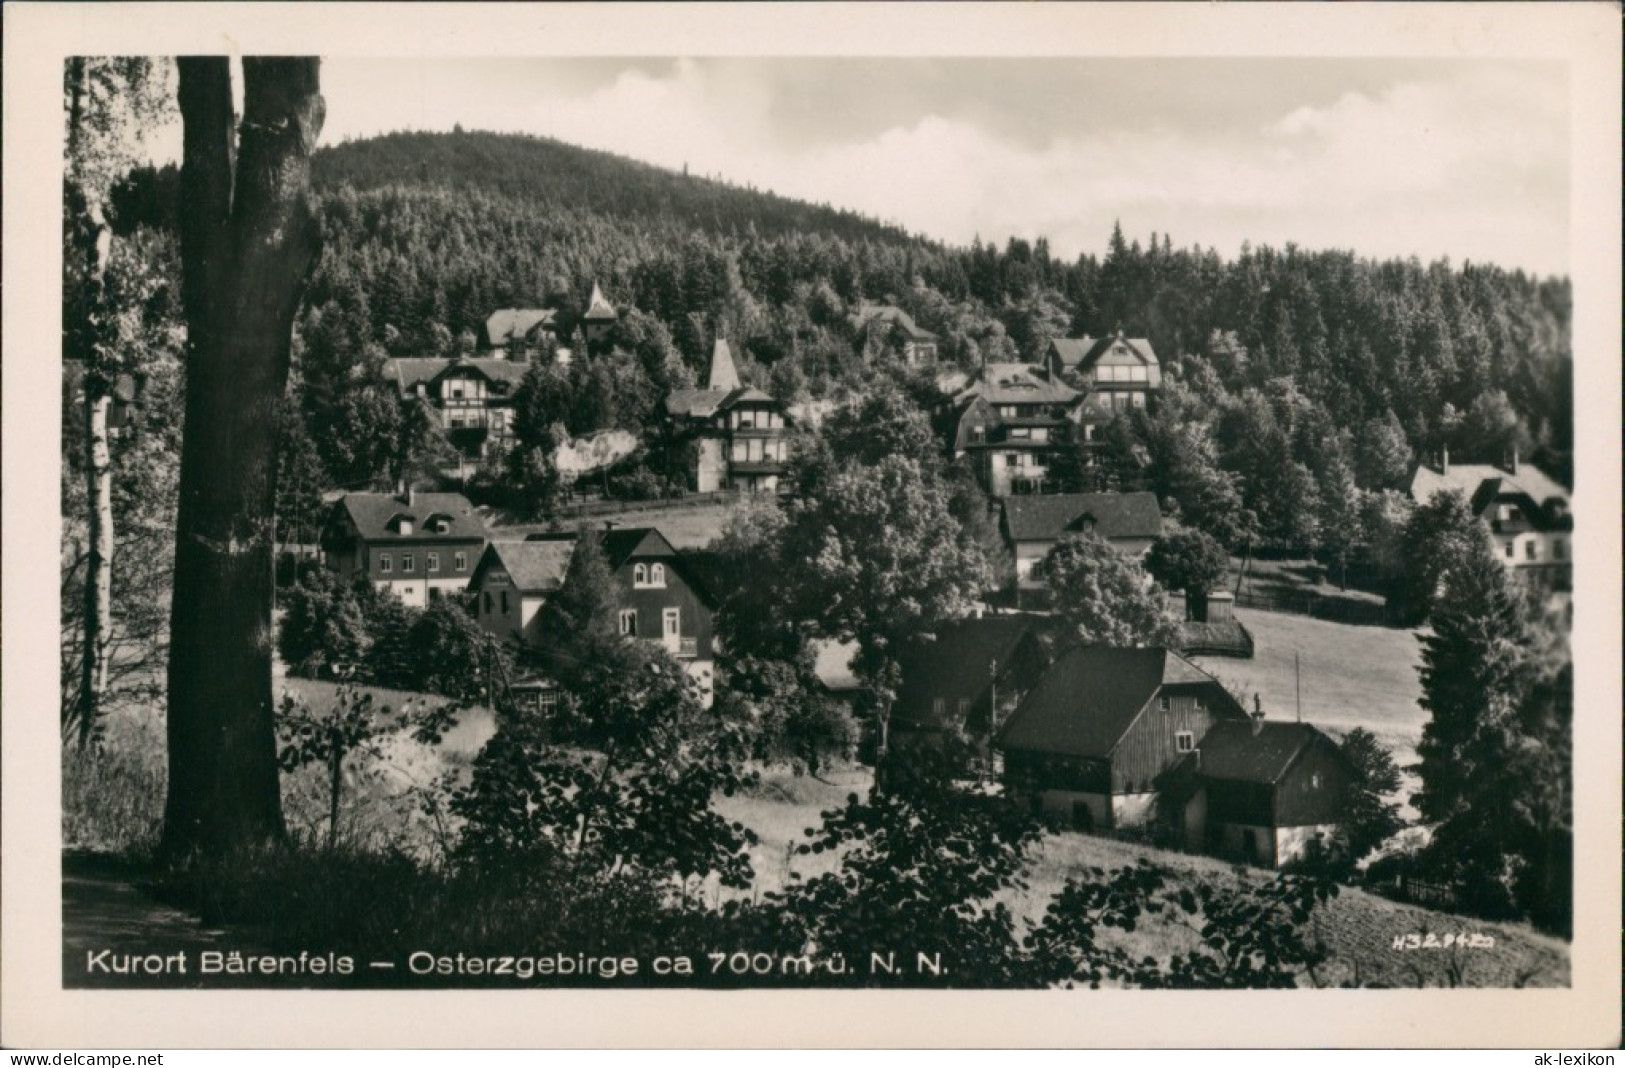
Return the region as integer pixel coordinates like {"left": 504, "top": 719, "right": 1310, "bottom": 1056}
{"left": 283, "top": 57, "right": 1569, "bottom": 275}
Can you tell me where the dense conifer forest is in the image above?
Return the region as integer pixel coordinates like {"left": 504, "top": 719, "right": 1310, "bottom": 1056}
{"left": 110, "top": 127, "right": 1572, "bottom": 540}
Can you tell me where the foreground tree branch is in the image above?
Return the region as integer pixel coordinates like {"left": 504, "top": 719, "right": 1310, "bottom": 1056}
{"left": 162, "top": 57, "right": 325, "bottom": 859}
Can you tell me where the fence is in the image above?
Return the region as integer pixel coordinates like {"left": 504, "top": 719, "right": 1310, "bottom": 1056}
{"left": 1232, "top": 588, "right": 1396, "bottom": 627}
{"left": 550, "top": 489, "right": 741, "bottom": 520}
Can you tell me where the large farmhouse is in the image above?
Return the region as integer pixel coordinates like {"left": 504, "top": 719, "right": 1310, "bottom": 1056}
{"left": 996, "top": 645, "right": 1354, "bottom": 867}
{"left": 320, "top": 490, "right": 487, "bottom": 608}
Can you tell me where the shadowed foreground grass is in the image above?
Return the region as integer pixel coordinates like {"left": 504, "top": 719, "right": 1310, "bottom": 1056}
{"left": 64, "top": 702, "right": 1567, "bottom": 988}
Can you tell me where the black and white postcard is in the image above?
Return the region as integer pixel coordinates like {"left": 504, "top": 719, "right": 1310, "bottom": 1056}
{"left": 4, "top": 1, "right": 1619, "bottom": 1050}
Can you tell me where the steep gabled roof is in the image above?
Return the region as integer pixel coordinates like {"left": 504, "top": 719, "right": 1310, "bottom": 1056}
{"left": 382, "top": 357, "right": 530, "bottom": 394}
{"left": 1001, "top": 492, "right": 1163, "bottom": 544}
{"left": 705, "top": 338, "right": 742, "bottom": 391}
{"left": 470, "top": 540, "right": 575, "bottom": 593}
{"left": 664, "top": 388, "right": 734, "bottom": 419}
{"left": 522, "top": 526, "right": 715, "bottom": 605}
{"left": 582, "top": 281, "right": 618, "bottom": 323}
{"left": 332, "top": 492, "right": 486, "bottom": 542}
{"left": 483, "top": 308, "right": 557, "bottom": 347}
{"left": 998, "top": 647, "right": 1236, "bottom": 758}
{"left": 1196, "top": 720, "right": 1337, "bottom": 785}
{"left": 1046, "top": 337, "right": 1099, "bottom": 369}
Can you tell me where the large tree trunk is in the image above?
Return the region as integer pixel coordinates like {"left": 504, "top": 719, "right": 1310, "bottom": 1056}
{"left": 161, "top": 57, "right": 325, "bottom": 859}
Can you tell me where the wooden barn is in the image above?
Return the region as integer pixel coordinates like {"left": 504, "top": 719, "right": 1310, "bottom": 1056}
{"left": 997, "top": 647, "right": 1247, "bottom": 831}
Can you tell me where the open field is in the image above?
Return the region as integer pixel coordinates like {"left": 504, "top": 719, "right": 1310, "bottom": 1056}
{"left": 1189, "top": 607, "right": 1426, "bottom": 770}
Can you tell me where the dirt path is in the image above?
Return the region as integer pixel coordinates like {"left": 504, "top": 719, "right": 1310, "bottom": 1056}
{"left": 62, "top": 852, "right": 306, "bottom": 988}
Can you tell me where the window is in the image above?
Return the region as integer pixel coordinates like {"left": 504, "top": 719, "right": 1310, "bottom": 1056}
{"left": 403, "top": 553, "right": 415, "bottom": 574}
{"left": 500, "top": 591, "right": 510, "bottom": 614}
{"left": 1158, "top": 695, "right": 1171, "bottom": 712}
{"left": 396, "top": 518, "right": 414, "bottom": 536}
{"left": 379, "top": 553, "right": 392, "bottom": 574}
{"left": 1504, "top": 541, "right": 1515, "bottom": 559}
{"left": 1009, "top": 426, "right": 1031, "bottom": 440}
{"left": 956, "top": 698, "right": 970, "bottom": 718}
{"left": 1194, "top": 697, "right": 1206, "bottom": 713}
{"left": 618, "top": 609, "right": 638, "bottom": 636}
{"left": 1554, "top": 538, "right": 1566, "bottom": 561}
{"left": 650, "top": 563, "right": 666, "bottom": 587}
{"left": 483, "top": 591, "right": 493, "bottom": 614}
{"left": 1525, "top": 541, "right": 1538, "bottom": 561}
{"left": 535, "top": 691, "right": 560, "bottom": 714}
{"left": 1176, "top": 731, "right": 1194, "bottom": 753}
{"left": 633, "top": 563, "right": 649, "bottom": 586}
{"left": 932, "top": 697, "right": 946, "bottom": 717}
{"left": 427, "top": 552, "right": 439, "bottom": 573}
{"left": 1131, "top": 392, "right": 1146, "bottom": 408}
{"left": 454, "top": 552, "right": 466, "bottom": 572}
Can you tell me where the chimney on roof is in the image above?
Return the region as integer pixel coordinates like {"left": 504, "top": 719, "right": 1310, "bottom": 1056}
{"left": 603, "top": 520, "right": 616, "bottom": 532}
{"left": 1510, "top": 444, "right": 1520, "bottom": 475}
{"left": 1251, "top": 693, "right": 1265, "bottom": 736}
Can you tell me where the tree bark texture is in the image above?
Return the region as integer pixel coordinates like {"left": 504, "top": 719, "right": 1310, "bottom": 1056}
{"left": 162, "top": 57, "right": 325, "bottom": 859}
{"left": 67, "top": 56, "right": 116, "bottom": 745}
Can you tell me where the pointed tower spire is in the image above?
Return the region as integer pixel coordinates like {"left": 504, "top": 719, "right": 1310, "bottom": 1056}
{"left": 706, "top": 338, "right": 741, "bottom": 391}
{"left": 582, "top": 281, "right": 617, "bottom": 324}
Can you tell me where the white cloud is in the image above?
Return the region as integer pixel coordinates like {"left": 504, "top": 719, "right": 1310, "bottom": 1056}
{"left": 519, "top": 62, "right": 1568, "bottom": 275}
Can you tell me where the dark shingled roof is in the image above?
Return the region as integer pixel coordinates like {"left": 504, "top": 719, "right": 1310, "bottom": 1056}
{"left": 524, "top": 527, "right": 719, "bottom": 606}
{"left": 383, "top": 357, "right": 530, "bottom": 394}
{"left": 898, "top": 616, "right": 1040, "bottom": 703}
{"left": 955, "top": 363, "right": 1081, "bottom": 406}
{"left": 997, "top": 646, "right": 1235, "bottom": 758}
{"left": 471, "top": 540, "right": 575, "bottom": 593}
{"left": 1002, "top": 492, "right": 1163, "bottom": 544}
{"left": 332, "top": 492, "right": 486, "bottom": 542}
{"left": 1196, "top": 720, "right": 1335, "bottom": 784}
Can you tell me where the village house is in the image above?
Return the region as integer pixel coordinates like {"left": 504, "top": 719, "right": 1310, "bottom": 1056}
{"left": 476, "top": 526, "right": 718, "bottom": 706}
{"left": 998, "top": 646, "right": 1247, "bottom": 832}
{"left": 1408, "top": 449, "right": 1573, "bottom": 594}
{"left": 942, "top": 362, "right": 1087, "bottom": 496}
{"left": 1001, "top": 491, "right": 1163, "bottom": 591}
{"left": 662, "top": 339, "right": 791, "bottom": 494}
{"left": 465, "top": 538, "right": 576, "bottom": 648}
{"left": 891, "top": 616, "right": 1054, "bottom": 756}
{"left": 1044, "top": 331, "right": 1163, "bottom": 423}
{"left": 1161, "top": 717, "right": 1354, "bottom": 868}
{"left": 320, "top": 489, "right": 487, "bottom": 609}
{"left": 481, "top": 307, "right": 559, "bottom": 357}
{"left": 382, "top": 354, "right": 529, "bottom": 465}
{"left": 997, "top": 646, "right": 1354, "bottom": 867}
{"left": 850, "top": 302, "right": 940, "bottom": 364}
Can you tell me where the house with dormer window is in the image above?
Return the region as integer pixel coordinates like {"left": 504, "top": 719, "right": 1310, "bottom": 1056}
{"left": 1045, "top": 332, "right": 1163, "bottom": 445}
{"left": 382, "top": 355, "right": 530, "bottom": 465}
{"left": 321, "top": 489, "right": 487, "bottom": 608}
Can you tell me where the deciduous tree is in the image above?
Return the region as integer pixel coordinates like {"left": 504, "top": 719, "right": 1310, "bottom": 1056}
{"left": 162, "top": 57, "right": 325, "bottom": 859}
{"left": 1041, "top": 531, "right": 1178, "bottom": 648}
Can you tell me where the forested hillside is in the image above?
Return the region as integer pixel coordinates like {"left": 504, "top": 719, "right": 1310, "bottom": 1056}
{"left": 110, "top": 128, "right": 1573, "bottom": 525}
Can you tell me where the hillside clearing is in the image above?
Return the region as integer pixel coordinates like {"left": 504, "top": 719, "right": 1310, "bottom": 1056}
{"left": 1189, "top": 608, "right": 1426, "bottom": 766}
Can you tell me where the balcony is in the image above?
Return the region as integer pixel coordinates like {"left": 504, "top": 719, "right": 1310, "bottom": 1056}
{"left": 728, "top": 460, "right": 788, "bottom": 476}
